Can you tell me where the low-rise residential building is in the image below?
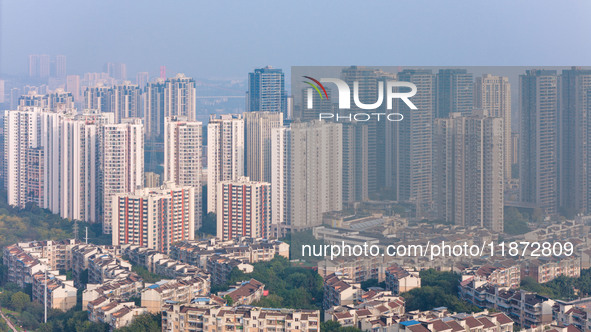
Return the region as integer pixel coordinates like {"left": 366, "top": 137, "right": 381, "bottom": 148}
{"left": 206, "top": 254, "right": 254, "bottom": 285}
{"left": 459, "top": 279, "right": 554, "bottom": 328}
{"left": 318, "top": 255, "right": 386, "bottom": 283}
{"left": 162, "top": 304, "right": 320, "bottom": 332}
{"left": 323, "top": 273, "right": 364, "bottom": 310}
{"left": 521, "top": 256, "right": 580, "bottom": 283}
{"left": 218, "top": 279, "right": 265, "bottom": 306}
{"left": 385, "top": 264, "right": 421, "bottom": 295}
{"left": 87, "top": 251, "right": 132, "bottom": 284}
{"left": 32, "top": 271, "right": 77, "bottom": 311}
{"left": 87, "top": 297, "right": 147, "bottom": 329}
{"left": 120, "top": 244, "right": 207, "bottom": 278}
{"left": 326, "top": 290, "right": 405, "bottom": 328}
{"left": 552, "top": 297, "right": 591, "bottom": 332}
{"left": 141, "top": 275, "right": 211, "bottom": 313}
{"left": 169, "top": 238, "right": 288, "bottom": 277}
{"left": 461, "top": 261, "right": 521, "bottom": 288}
{"left": 399, "top": 311, "right": 514, "bottom": 332}
{"left": 82, "top": 273, "right": 144, "bottom": 308}
{"left": 3, "top": 244, "right": 49, "bottom": 288}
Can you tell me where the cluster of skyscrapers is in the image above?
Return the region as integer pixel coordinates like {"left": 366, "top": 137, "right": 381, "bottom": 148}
{"left": 2, "top": 63, "right": 591, "bottom": 250}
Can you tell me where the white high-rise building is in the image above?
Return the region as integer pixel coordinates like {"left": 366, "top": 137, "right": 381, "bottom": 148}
{"left": 164, "top": 116, "right": 203, "bottom": 229}
{"left": 112, "top": 182, "right": 195, "bottom": 254}
{"left": 165, "top": 74, "right": 197, "bottom": 121}
{"left": 0, "top": 79, "right": 5, "bottom": 103}
{"left": 271, "top": 121, "right": 342, "bottom": 234}
{"left": 244, "top": 111, "right": 283, "bottom": 183}
{"left": 59, "top": 116, "right": 101, "bottom": 222}
{"left": 102, "top": 119, "right": 144, "bottom": 233}
{"left": 5, "top": 109, "right": 61, "bottom": 210}
{"left": 475, "top": 74, "right": 512, "bottom": 180}
{"left": 111, "top": 82, "right": 142, "bottom": 123}
{"left": 136, "top": 72, "right": 149, "bottom": 89}
{"left": 217, "top": 176, "right": 271, "bottom": 241}
{"left": 84, "top": 85, "right": 112, "bottom": 113}
{"left": 207, "top": 114, "right": 244, "bottom": 214}
{"left": 66, "top": 75, "right": 81, "bottom": 102}
{"left": 5, "top": 108, "right": 108, "bottom": 224}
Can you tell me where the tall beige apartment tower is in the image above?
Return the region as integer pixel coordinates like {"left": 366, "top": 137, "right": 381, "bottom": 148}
{"left": 519, "top": 70, "right": 559, "bottom": 215}
{"left": 244, "top": 111, "right": 283, "bottom": 183}
{"left": 102, "top": 119, "right": 144, "bottom": 233}
{"left": 164, "top": 116, "right": 203, "bottom": 229}
{"left": 207, "top": 114, "right": 244, "bottom": 214}
{"left": 474, "top": 74, "right": 512, "bottom": 180}
{"left": 271, "top": 121, "right": 342, "bottom": 233}
{"left": 433, "top": 112, "right": 504, "bottom": 232}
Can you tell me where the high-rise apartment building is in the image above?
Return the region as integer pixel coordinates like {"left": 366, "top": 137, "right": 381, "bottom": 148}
{"left": 59, "top": 116, "right": 101, "bottom": 222}
{"left": 84, "top": 85, "right": 112, "bottom": 113}
{"left": 66, "top": 75, "right": 81, "bottom": 102}
{"left": 28, "top": 54, "right": 51, "bottom": 78}
{"left": 112, "top": 183, "right": 195, "bottom": 253}
{"left": 390, "top": 69, "right": 435, "bottom": 218}
{"left": 55, "top": 55, "right": 67, "bottom": 78}
{"left": 520, "top": 70, "right": 559, "bottom": 215}
{"left": 216, "top": 177, "right": 271, "bottom": 241}
{"left": 165, "top": 74, "right": 197, "bottom": 121}
{"left": 436, "top": 69, "right": 474, "bottom": 118}
{"left": 136, "top": 72, "right": 149, "bottom": 89}
{"left": 144, "top": 79, "right": 166, "bottom": 140}
{"left": 0, "top": 79, "right": 5, "bottom": 104}
{"left": 4, "top": 109, "right": 108, "bottom": 224}
{"left": 105, "top": 62, "right": 127, "bottom": 81}
{"left": 244, "top": 111, "right": 283, "bottom": 183}
{"left": 28, "top": 55, "right": 39, "bottom": 78}
{"left": 475, "top": 74, "right": 512, "bottom": 180}
{"left": 207, "top": 114, "right": 244, "bottom": 214}
{"left": 5, "top": 109, "right": 61, "bottom": 210}
{"left": 111, "top": 83, "right": 142, "bottom": 122}
{"left": 433, "top": 112, "right": 504, "bottom": 232}
{"left": 247, "top": 67, "right": 287, "bottom": 117}
{"left": 271, "top": 121, "right": 342, "bottom": 233}
{"left": 18, "top": 89, "right": 74, "bottom": 111}
{"left": 39, "top": 55, "right": 50, "bottom": 78}
{"left": 341, "top": 66, "right": 387, "bottom": 197}
{"left": 559, "top": 67, "right": 591, "bottom": 216}
{"left": 164, "top": 116, "right": 203, "bottom": 229}
{"left": 102, "top": 119, "right": 144, "bottom": 233}
{"left": 342, "top": 123, "right": 369, "bottom": 203}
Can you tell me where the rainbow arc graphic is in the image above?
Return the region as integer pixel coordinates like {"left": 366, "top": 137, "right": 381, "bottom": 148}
{"left": 302, "top": 76, "right": 329, "bottom": 100}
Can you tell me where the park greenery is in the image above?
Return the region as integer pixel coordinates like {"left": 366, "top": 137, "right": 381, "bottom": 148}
{"left": 0, "top": 190, "right": 110, "bottom": 249}
{"left": 401, "top": 269, "right": 481, "bottom": 313}
{"left": 215, "top": 256, "right": 323, "bottom": 310}
{"left": 520, "top": 268, "right": 591, "bottom": 301}
{"left": 503, "top": 207, "right": 531, "bottom": 235}
{"left": 0, "top": 282, "right": 109, "bottom": 331}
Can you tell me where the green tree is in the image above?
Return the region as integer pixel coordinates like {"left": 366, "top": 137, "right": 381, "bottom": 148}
{"left": 224, "top": 295, "right": 234, "bottom": 306}
{"left": 10, "top": 291, "right": 29, "bottom": 312}
{"left": 199, "top": 212, "right": 217, "bottom": 236}
{"left": 116, "top": 313, "right": 161, "bottom": 332}
{"left": 504, "top": 207, "right": 530, "bottom": 235}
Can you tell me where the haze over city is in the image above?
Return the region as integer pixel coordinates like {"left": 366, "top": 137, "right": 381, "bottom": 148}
{"left": 2, "top": 0, "right": 591, "bottom": 80}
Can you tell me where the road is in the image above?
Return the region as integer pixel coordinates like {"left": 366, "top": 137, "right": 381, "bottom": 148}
{"left": 0, "top": 308, "right": 18, "bottom": 332}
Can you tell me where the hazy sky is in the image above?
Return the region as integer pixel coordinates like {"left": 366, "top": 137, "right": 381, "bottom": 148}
{"left": 1, "top": 0, "right": 590, "bottom": 80}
